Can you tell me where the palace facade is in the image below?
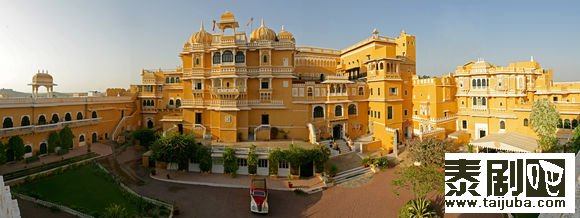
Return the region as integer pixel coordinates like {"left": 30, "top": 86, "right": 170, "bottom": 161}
{"left": 2, "top": 10, "right": 580, "bottom": 158}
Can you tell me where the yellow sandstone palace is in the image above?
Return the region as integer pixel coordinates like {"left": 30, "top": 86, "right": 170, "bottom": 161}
{"left": 1, "top": 11, "right": 579, "bottom": 158}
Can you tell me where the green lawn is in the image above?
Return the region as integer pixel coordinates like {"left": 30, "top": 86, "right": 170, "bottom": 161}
{"left": 14, "top": 163, "right": 167, "bottom": 217}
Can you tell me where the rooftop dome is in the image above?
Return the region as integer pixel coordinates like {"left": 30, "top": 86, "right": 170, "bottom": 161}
{"left": 32, "top": 71, "right": 54, "bottom": 85}
{"left": 220, "top": 10, "right": 236, "bottom": 20}
{"left": 189, "top": 22, "right": 212, "bottom": 44}
{"left": 250, "top": 19, "right": 277, "bottom": 42}
{"left": 277, "top": 25, "right": 295, "bottom": 42}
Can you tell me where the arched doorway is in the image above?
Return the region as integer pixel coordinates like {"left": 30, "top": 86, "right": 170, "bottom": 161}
{"left": 332, "top": 124, "right": 343, "bottom": 140}
{"left": 92, "top": 133, "right": 98, "bottom": 143}
{"left": 79, "top": 135, "right": 86, "bottom": 146}
{"left": 39, "top": 142, "right": 48, "bottom": 155}
{"left": 147, "top": 120, "right": 154, "bottom": 129}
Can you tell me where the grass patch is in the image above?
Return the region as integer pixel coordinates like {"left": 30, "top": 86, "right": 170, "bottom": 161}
{"left": 13, "top": 163, "right": 168, "bottom": 217}
{"left": 3, "top": 152, "right": 98, "bottom": 181}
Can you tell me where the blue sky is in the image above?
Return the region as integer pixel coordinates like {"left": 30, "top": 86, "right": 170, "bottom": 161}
{"left": 1, "top": 0, "right": 579, "bottom": 92}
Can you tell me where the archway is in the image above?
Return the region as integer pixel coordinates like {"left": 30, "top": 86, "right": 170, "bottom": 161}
{"left": 147, "top": 120, "right": 154, "bottom": 129}
{"left": 92, "top": 133, "right": 98, "bottom": 143}
{"left": 2, "top": 117, "right": 13, "bottom": 128}
{"left": 51, "top": 114, "right": 60, "bottom": 123}
{"left": 332, "top": 124, "right": 343, "bottom": 140}
{"left": 39, "top": 142, "right": 48, "bottom": 155}
{"left": 79, "top": 135, "right": 86, "bottom": 146}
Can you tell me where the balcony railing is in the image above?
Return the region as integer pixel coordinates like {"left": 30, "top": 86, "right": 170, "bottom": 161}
{"left": 0, "top": 96, "right": 133, "bottom": 106}
{"left": 181, "top": 99, "right": 283, "bottom": 107}
{"left": 0, "top": 118, "right": 101, "bottom": 137}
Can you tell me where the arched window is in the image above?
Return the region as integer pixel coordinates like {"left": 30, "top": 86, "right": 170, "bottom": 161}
{"left": 523, "top": 118, "right": 529, "bottom": 127}
{"left": 169, "top": 99, "right": 174, "bottom": 106}
{"left": 170, "top": 77, "right": 175, "bottom": 83}
{"left": 176, "top": 99, "right": 182, "bottom": 108}
{"left": 38, "top": 115, "right": 47, "bottom": 125}
{"left": 24, "top": 145, "right": 32, "bottom": 154}
{"left": 222, "top": 50, "right": 233, "bottom": 62}
{"left": 500, "top": 121, "right": 506, "bottom": 130}
{"left": 51, "top": 114, "right": 60, "bottom": 123}
{"left": 473, "top": 97, "right": 477, "bottom": 106}
{"left": 564, "top": 119, "right": 571, "bottom": 129}
{"left": 235, "top": 52, "right": 245, "bottom": 63}
{"left": 142, "top": 100, "right": 147, "bottom": 107}
{"left": 175, "top": 77, "right": 180, "bottom": 83}
{"left": 472, "top": 79, "right": 476, "bottom": 88}
{"left": 65, "top": 113, "right": 72, "bottom": 122}
{"left": 482, "top": 97, "right": 487, "bottom": 106}
{"left": 2, "top": 117, "right": 13, "bottom": 128}
{"left": 79, "top": 135, "right": 85, "bottom": 142}
{"left": 573, "top": 119, "right": 579, "bottom": 129}
{"left": 477, "top": 79, "right": 482, "bottom": 88}
{"left": 307, "top": 87, "right": 313, "bottom": 97}
{"left": 263, "top": 55, "right": 268, "bottom": 63}
{"left": 379, "top": 62, "right": 384, "bottom": 70}
{"left": 213, "top": 52, "right": 221, "bottom": 64}
{"left": 165, "top": 77, "right": 170, "bottom": 83}
{"left": 335, "top": 105, "right": 343, "bottom": 117}
{"left": 92, "top": 111, "right": 98, "bottom": 119}
{"left": 21, "top": 116, "right": 30, "bottom": 126}
{"left": 358, "top": 87, "right": 364, "bottom": 96}
{"left": 482, "top": 79, "right": 487, "bottom": 87}
{"left": 77, "top": 112, "right": 83, "bottom": 120}
{"left": 313, "top": 106, "right": 324, "bottom": 118}
{"left": 348, "top": 104, "right": 357, "bottom": 115}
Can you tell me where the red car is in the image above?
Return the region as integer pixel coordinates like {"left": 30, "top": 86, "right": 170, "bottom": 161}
{"left": 250, "top": 177, "right": 269, "bottom": 214}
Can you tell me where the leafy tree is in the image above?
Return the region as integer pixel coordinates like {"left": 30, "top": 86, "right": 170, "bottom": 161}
{"left": 571, "top": 127, "right": 580, "bottom": 154}
{"left": 0, "top": 141, "right": 7, "bottom": 164}
{"left": 8, "top": 136, "right": 25, "bottom": 160}
{"left": 59, "top": 125, "right": 74, "bottom": 149}
{"left": 247, "top": 145, "right": 258, "bottom": 174}
{"left": 223, "top": 147, "right": 238, "bottom": 176}
{"left": 407, "top": 138, "right": 452, "bottom": 168}
{"left": 102, "top": 204, "right": 129, "bottom": 218}
{"left": 196, "top": 145, "right": 212, "bottom": 172}
{"left": 392, "top": 165, "right": 444, "bottom": 199}
{"left": 309, "top": 144, "right": 330, "bottom": 173}
{"left": 530, "top": 99, "right": 561, "bottom": 152}
{"left": 150, "top": 134, "right": 197, "bottom": 170}
{"left": 47, "top": 132, "right": 61, "bottom": 153}
{"left": 132, "top": 128, "right": 157, "bottom": 148}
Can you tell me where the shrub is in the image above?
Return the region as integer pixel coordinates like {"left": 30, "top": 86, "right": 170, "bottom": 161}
{"left": 268, "top": 148, "right": 284, "bottom": 175}
{"left": 8, "top": 136, "right": 25, "bottom": 160}
{"left": 247, "top": 145, "right": 258, "bottom": 174}
{"left": 407, "top": 138, "right": 452, "bottom": 168}
{"left": 132, "top": 128, "right": 157, "bottom": 148}
{"left": 326, "top": 164, "right": 338, "bottom": 177}
{"left": 59, "top": 126, "right": 74, "bottom": 150}
{"left": 400, "top": 197, "right": 439, "bottom": 218}
{"left": 102, "top": 204, "right": 129, "bottom": 218}
{"left": 196, "top": 146, "right": 212, "bottom": 172}
{"left": 270, "top": 127, "right": 280, "bottom": 139}
{"left": 374, "top": 157, "right": 393, "bottom": 169}
{"left": 223, "top": 147, "right": 238, "bottom": 176}
{"left": 47, "top": 132, "right": 61, "bottom": 153}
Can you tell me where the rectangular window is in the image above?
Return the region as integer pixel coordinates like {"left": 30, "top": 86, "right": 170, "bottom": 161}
{"left": 292, "top": 88, "right": 297, "bottom": 96}
{"left": 195, "top": 82, "right": 202, "bottom": 90}
{"left": 195, "top": 113, "right": 202, "bottom": 124}
{"left": 378, "top": 112, "right": 381, "bottom": 119}
{"left": 404, "top": 110, "right": 408, "bottom": 116}
{"left": 387, "top": 106, "right": 393, "bottom": 119}
{"left": 279, "top": 160, "right": 289, "bottom": 168}
{"left": 553, "top": 96, "right": 558, "bottom": 102}
{"left": 378, "top": 88, "right": 381, "bottom": 96}
{"left": 321, "top": 89, "right": 326, "bottom": 96}
{"left": 414, "top": 110, "right": 418, "bottom": 115}
{"left": 299, "top": 88, "right": 304, "bottom": 96}
{"left": 258, "top": 159, "right": 268, "bottom": 168}
{"left": 261, "top": 114, "right": 269, "bottom": 125}
{"left": 390, "top": 87, "right": 398, "bottom": 96}
{"left": 282, "top": 81, "right": 288, "bottom": 88}
{"left": 157, "top": 85, "right": 163, "bottom": 92}
{"left": 462, "top": 120, "right": 468, "bottom": 129}
{"left": 238, "top": 159, "right": 248, "bottom": 167}
{"left": 315, "top": 88, "right": 320, "bottom": 96}
{"left": 261, "top": 81, "right": 269, "bottom": 89}
{"left": 370, "top": 88, "right": 373, "bottom": 96}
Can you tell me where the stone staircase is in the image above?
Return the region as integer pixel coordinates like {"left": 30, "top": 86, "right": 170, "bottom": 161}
{"left": 336, "top": 139, "right": 352, "bottom": 154}
{"left": 331, "top": 166, "right": 373, "bottom": 185}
